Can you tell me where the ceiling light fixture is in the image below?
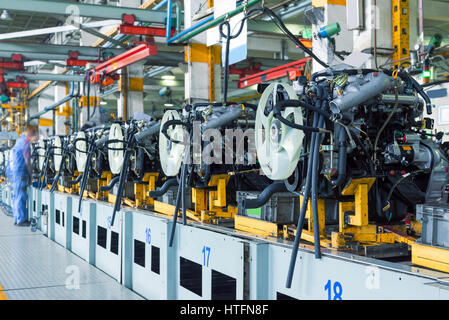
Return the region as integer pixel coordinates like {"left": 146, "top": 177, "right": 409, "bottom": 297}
{"left": 161, "top": 75, "right": 176, "bottom": 80}
{"left": 0, "top": 10, "right": 12, "bottom": 21}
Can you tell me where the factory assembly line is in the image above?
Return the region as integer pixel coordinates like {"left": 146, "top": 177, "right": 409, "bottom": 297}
{"left": 1, "top": 0, "right": 449, "bottom": 302}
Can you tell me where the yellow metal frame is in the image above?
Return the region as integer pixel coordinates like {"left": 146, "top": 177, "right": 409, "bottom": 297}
{"left": 134, "top": 172, "right": 159, "bottom": 207}
{"left": 331, "top": 178, "right": 395, "bottom": 248}
{"left": 207, "top": 174, "right": 237, "bottom": 219}
{"left": 412, "top": 242, "right": 449, "bottom": 273}
{"left": 392, "top": 0, "right": 410, "bottom": 68}
{"left": 235, "top": 215, "right": 281, "bottom": 237}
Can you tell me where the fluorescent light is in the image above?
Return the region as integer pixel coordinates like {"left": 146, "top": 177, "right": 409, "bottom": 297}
{"left": 161, "top": 79, "right": 177, "bottom": 87}
{"left": 161, "top": 75, "right": 175, "bottom": 80}
{"left": 164, "top": 103, "right": 174, "bottom": 107}
{"left": 24, "top": 61, "right": 46, "bottom": 67}
{"left": 100, "top": 101, "right": 107, "bottom": 105}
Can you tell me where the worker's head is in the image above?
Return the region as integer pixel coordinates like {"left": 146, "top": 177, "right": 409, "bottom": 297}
{"left": 24, "top": 126, "right": 37, "bottom": 141}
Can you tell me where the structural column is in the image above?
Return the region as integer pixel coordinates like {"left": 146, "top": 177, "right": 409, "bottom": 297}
{"left": 184, "top": 0, "right": 222, "bottom": 104}
{"left": 118, "top": 61, "right": 145, "bottom": 120}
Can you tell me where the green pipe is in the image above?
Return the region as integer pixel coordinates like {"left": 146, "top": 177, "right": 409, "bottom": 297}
{"left": 175, "top": 0, "right": 262, "bottom": 43}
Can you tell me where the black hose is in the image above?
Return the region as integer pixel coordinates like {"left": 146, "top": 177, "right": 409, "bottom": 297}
{"left": 161, "top": 120, "right": 191, "bottom": 144}
{"left": 39, "top": 149, "right": 51, "bottom": 190}
{"left": 181, "top": 160, "right": 187, "bottom": 225}
{"left": 384, "top": 70, "right": 433, "bottom": 115}
{"left": 111, "top": 146, "right": 131, "bottom": 226}
{"left": 100, "top": 176, "right": 120, "bottom": 192}
{"left": 274, "top": 114, "right": 321, "bottom": 132}
{"left": 50, "top": 145, "right": 69, "bottom": 193}
{"left": 67, "top": 174, "right": 83, "bottom": 186}
{"left": 219, "top": 21, "right": 232, "bottom": 104}
{"left": 77, "top": 144, "right": 95, "bottom": 213}
{"left": 330, "top": 126, "right": 347, "bottom": 187}
{"left": 286, "top": 100, "right": 320, "bottom": 288}
{"left": 242, "top": 182, "right": 287, "bottom": 209}
{"left": 149, "top": 178, "right": 178, "bottom": 198}
{"left": 310, "top": 100, "right": 326, "bottom": 260}
{"left": 274, "top": 99, "right": 332, "bottom": 120}
{"left": 168, "top": 164, "right": 184, "bottom": 247}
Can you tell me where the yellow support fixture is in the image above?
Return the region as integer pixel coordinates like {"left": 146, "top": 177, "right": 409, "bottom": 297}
{"left": 332, "top": 178, "right": 397, "bottom": 248}
{"left": 153, "top": 200, "right": 208, "bottom": 223}
{"left": 341, "top": 177, "right": 375, "bottom": 227}
{"left": 192, "top": 188, "right": 207, "bottom": 214}
{"left": 283, "top": 224, "right": 332, "bottom": 247}
{"left": 412, "top": 242, "right": 449, "bottom": 273}
{"left": 235, "top": 215, "right": 280, "bottom": 237}
{"left": 135, "top": 172, "right": 159, "bottom": 207}
{"left": 207, "top": 174, "right": 236, "bottom": 219}
{"left": 301, "top": 195, "right": 326, "bottom": 235}
{"left": 392, "top": 0, "right": 410, "bottom": 68}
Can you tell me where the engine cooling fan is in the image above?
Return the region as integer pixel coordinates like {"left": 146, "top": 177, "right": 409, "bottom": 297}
{"left": 255, "top": 82, "right": 304, "bottom": 180}
{"left": 108, "top": 123, "right": 125, "bottom": 175}
{"left": 159, "top": 110, "right": 186, "bottom": 177}
{"left": 75, "top": 131, "right": 87, "bottom": 173}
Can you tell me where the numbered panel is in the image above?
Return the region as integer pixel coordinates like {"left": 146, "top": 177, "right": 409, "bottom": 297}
{"left": 122, "top": 210, "right": 173, "bottom": 299}
{"left": 53, "top": 192, "right": 72, "bottom": 248}
{"left": 70, "top": 195, "right": 96, "bottom": 263}
{"left": 175, "top": 224, "right": 245, "bottom": 300}
{"left": 267, "top": 243, "right": 446, "bottom": 299}
{"left": 95, "top": 202, "right": 122, "bottom": 282}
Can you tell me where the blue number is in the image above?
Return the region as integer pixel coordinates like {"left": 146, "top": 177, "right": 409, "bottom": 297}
{"left": 324, "top": 280, "right": 331, "bottom": 300}
{"left": 324, "top": 280, "right": 343, "bottom": 300}
{"left": 145, "top": 227, "right": 151, "bottom": 244}
{"left": 202, "top": 246, "right": 211, "bottom": 267}
{"left": 333, "top": 281, "right": 343, "bottom": 300}
{"left": 107, "top": 216, "right": 112, "bottom": 229}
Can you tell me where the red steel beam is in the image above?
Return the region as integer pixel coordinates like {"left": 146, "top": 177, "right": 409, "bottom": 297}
{"left": 6, "top": 82, "right": 27, "bottom": 88}
{"left": 237, "top": 57, "right": 311, "bottom": 89}
{"left": 91, "top": 43, "right": 157, "bottom": 83}
{"left": 66, "top": 58, "right": 98, "bottom": 67}
{"left": 119, "top": 25, "right": 176, "bottom": 37}
{"left": 0, "top": 61, "right": 24, "bottom": 70}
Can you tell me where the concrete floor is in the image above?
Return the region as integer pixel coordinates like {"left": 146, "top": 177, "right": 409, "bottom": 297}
{"left": 0, "top": 208, "right": 143, "bottom": 300}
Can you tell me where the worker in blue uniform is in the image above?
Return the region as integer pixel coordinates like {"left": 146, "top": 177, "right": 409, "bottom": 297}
{"left": 11, "top": 127, "right": 37, "bottom": 226}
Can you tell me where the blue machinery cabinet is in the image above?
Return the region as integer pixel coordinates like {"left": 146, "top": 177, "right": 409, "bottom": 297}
{"left": 22, "top": 187, "right": 449, "bottom": 300}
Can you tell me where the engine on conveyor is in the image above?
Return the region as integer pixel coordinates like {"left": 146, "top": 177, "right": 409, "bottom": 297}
{"left": 253, "top": 67, "right": 449, "bottom": 228}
